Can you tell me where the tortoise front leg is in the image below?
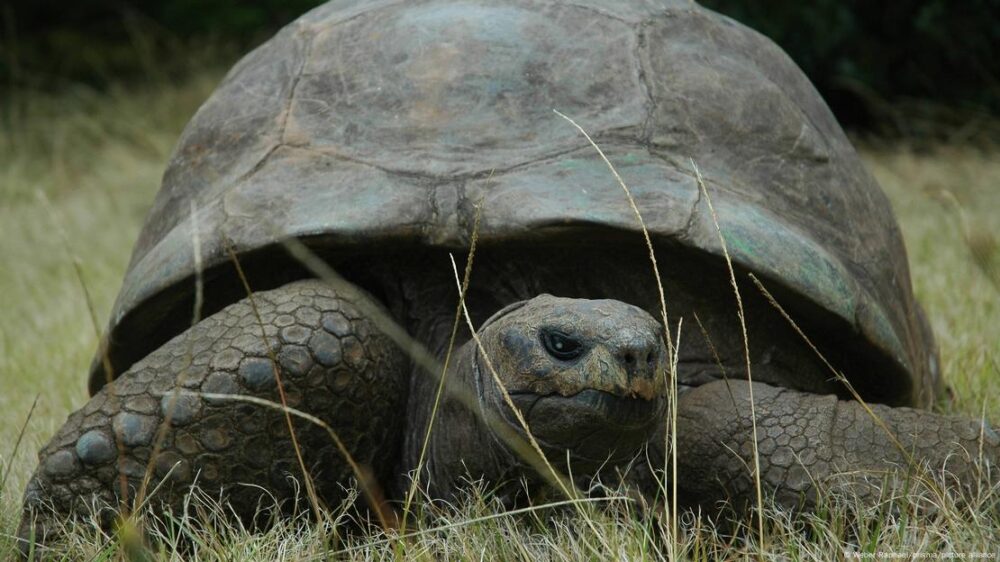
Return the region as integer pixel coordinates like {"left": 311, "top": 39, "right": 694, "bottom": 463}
{"left": 17, "top": 279, "right": 408, "bottom": 556}
{"left": 671, "top": 380, "right": 1000, "bottom": 511}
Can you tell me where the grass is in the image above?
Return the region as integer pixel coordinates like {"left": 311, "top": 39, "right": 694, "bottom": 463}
{"left": 1, "top": 71, "right": 998, "bottom": 559}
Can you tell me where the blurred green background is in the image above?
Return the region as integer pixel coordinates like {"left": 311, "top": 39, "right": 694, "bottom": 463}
{"left": 2, "top": 0, "right": 998, "bottom": 137}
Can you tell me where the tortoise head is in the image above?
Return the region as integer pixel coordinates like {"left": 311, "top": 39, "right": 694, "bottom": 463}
{"left": 475, "top": 295, "right": 667, "bottom": 467}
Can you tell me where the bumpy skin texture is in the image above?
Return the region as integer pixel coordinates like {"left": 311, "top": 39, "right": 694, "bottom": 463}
{"left": 18, "top": 280, "right": 407, "bottom": 553}
{"left": 671, "top": 380, "right": 1000, "bottom": 511}
{"left": 478, "top": 296, "right": 665, "bottom": 401}
{"left": 404, "top": 296, "right": 669, "bottom": 497}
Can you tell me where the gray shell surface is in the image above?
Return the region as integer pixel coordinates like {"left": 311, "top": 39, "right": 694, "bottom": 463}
{"left": 91, "top": 0, "right": 937, "bottom": 406}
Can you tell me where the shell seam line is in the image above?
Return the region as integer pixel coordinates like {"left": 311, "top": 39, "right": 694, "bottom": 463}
{"left": 279, "top": 26, "right": 318, "bottom": 144}
{"left": 680, "top": 172, "right": 703, "bottom": 239}
{"left": 635, "top": 18, "right": 657, "bottom": 146}
{"left": 561, "top": 2, "right": 631, "bottom": 24}
{"left": 278, "top": 141, "right": 636, "bottom": 184}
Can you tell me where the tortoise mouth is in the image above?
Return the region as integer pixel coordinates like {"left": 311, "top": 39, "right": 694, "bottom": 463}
{"left": 506, "top": 389, "right": 664, "bottom": 463}
{"left": 510, "top": 388, "right": 663, "bottom": 428}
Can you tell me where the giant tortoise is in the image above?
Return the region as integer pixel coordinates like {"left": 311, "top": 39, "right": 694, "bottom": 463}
{"left": 19, "top": 0, "right": 999, "bottom": 552}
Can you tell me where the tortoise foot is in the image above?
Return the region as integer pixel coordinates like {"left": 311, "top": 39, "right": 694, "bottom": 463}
{"left": 671, "top": 380, "right": 1000, "bottom": 511}
{"left": 17, "top": 279, "right": 408, "bottom": 555}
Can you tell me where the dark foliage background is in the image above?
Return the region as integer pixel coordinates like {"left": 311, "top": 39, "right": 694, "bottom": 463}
{"left": 701, "top": 0, "right": 1000, "bottom": 135}
{"left": 2, "top": 0, "right": 998, "bottom": 133}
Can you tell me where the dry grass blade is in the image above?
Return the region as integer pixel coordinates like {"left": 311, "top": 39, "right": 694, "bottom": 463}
{"left": 746, "top": 274, "right": 917, "bottom": 467}
{"left": 278, "top": 237, "right": 444, "bottom": 380}
{"left": 0, "top": 395, "right": 38, "bottom": 495}
{"left": 553, "top": 109, "right": 681, "bottom": 552}
{"left": 328, "top": 496, "right": 631, "bottom": 558}
{"left": 223, "top": 239, "right": 325, "bottom": 525}
{"left": 34, "top": 189, "right": 130, "bottom": 516}
{"left": 692, "top": 313, "right": 727, "bottom": 381}
{"left": 190, "top": 200, "right": 205, "bottom": 325}
{"left": 173, "top": 390, "right": 391, "bottom": 531}
{"left": 446, "top": 254, "right": 614, "bottom": 557}
{"left": 980, "top": 398, "right": 991, "bottom": 470}
{"left": 689, "top": 159, "right": 766, "bottom": 547}
{"left": 401, "top": 192, "right": 487, "bottom": 533}
{"left": 552, "top": 110, "right": 673, "bottom": 360}
{"left": 446, "top": 255, "right": 578, "bottom": 501}
{"left": 135, "top": 201, "right": 206, "bottom": 517}
{"left": 666, "top": 316, "right": 682, "bottom": 561}
{"left": 275, "top": 238, "right": 580, "bottom": 512}
{"left": 692, "top": 312, "right": 741, "bottom": 412}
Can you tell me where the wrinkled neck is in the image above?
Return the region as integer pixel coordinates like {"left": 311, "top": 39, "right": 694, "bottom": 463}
{"left": 395, "top": 342, "right": 515, "bottom": 501}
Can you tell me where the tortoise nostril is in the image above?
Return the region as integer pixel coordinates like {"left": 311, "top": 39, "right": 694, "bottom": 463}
{"left": 618, "top": 341, "right": 661, "bottom": 376}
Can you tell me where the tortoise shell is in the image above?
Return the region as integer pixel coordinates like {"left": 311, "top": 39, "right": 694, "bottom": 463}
{"left": 90, "top": 0, "right": 938, "bottom": 407}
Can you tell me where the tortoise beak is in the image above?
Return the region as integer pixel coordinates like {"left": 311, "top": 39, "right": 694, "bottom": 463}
{"left": 581, "top": 341, "right": 666, "bottom": 401}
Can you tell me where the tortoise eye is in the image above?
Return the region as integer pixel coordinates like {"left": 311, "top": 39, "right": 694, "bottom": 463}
{"left": 541, "top": 329, "right": 584, "bottom": 361}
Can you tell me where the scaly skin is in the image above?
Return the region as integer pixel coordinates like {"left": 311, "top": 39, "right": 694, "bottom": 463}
{"left": 17, "top": 280, "right": 407, "bottom": 555}
{"left": 671, "top": 380, "right": 1000, "bottom": 511}
{"left": 400, "top": 296, "right": 669, "bottom": 499}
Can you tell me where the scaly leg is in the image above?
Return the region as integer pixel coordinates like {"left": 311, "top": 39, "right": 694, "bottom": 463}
{"left": 17, "top": 279, "right": 408, "bottom": 555}
{"left": 673, "top": 380, "right": 999, "bottom": 510}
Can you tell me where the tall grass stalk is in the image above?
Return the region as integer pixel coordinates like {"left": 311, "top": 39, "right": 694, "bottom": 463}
{"left": 401, "top": 195, "right": 486, "bottom": 535}
{"left": 690, "top": 160, "right": 766, "bottom": 547}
